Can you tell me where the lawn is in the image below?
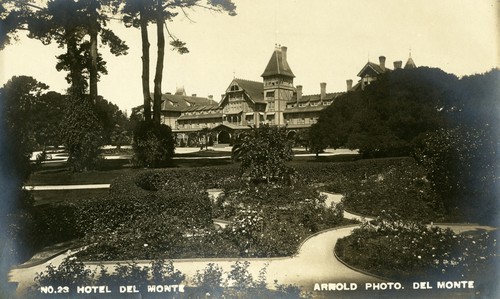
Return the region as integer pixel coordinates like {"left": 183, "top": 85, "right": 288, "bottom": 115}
{"left": 32, "top": 189, "right": 109, "bottom": 205}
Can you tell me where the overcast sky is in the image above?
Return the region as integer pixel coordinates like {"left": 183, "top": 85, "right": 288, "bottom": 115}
{"left": 0, "top": 0, "right": 498, "bottom": 113}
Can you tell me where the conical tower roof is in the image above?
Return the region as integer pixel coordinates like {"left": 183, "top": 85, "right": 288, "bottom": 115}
{"left": 404, "top": 56, "right": 416, "bottom": 69}
{"left": 261, "top": 46, "right": 295, "bottom": 78}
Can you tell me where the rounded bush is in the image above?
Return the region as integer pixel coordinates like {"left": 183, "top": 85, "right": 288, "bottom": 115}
{"left": 132, "top": 121, "right": 175, "bottom": 168}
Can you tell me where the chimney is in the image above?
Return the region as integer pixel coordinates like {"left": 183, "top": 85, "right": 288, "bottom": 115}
{"left": 281, "top": 46, "right": 287, "bottom": 62}
{"left": 379, "top": 56, "right": 386, "bottom": 71}
{"left": 296, "top": 85, "right": 303, "bottom": 104}
{"left": 393, "top": 60, "right": 402, "bottom": 69}
{"left": 192, "top": 94, "right": 197, "bottom": 97}
{"left": 346, "top": 79, "right": 353, "bottom": 91}
{"left": 320, "top": 82, "right": 326, "bottom": 102}
{"left": 208, "top": 95, "right": 213, "bottom": 101}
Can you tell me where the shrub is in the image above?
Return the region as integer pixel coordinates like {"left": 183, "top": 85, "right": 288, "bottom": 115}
{"left": 220, "top": 181, "right": 345, "bottom": 257}
{"left": 341, "top": 162, "right": 444, "bottom": 222}
{"left": 62, "top": 94, "right": 104, "bottom": 172}
{"left": 33, "top": 257, "right": 94, "bottom": 289}
{"left": 133, "top": 121, "right": 175, "bottom": 168}
{"left": 192, "top": 263, "right": 225, "bottom": 297}
{"left": 233, "top": 125, "right": 295, "bottom": 184}
{"left": 75, "top": 170, "right": 224, "bottom": 260}
{"left": 31, "top": 259, "right": 311, "bottom": 299}
{"left": 335, "top": 215, "right": 498, "bottom": 282}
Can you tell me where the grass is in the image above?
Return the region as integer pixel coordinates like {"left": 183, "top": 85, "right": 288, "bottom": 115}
{"left": 29, "top": 154, "right": 360, "bottom": 186}
{"left": 175, "top": 150, "right": 231, "bottom": 157}
{"left": 29, "top": 167, "right": 137, "bottom": 185}
{"left": 32, "top": 189, "right": 109, "bottom": 205}
{"left": 27, "top": 152, "right": 359, "bottom": 206}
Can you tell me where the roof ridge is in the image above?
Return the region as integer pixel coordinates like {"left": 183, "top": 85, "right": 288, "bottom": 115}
{"left": 301, "top": 92, "right": 344, "bottom": 97}
{"left": 234, "top": 78, "right": 263, "bottom": 84}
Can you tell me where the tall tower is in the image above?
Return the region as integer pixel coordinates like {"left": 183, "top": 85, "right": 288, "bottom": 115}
{"left": 261, "top": 45, "right": 295, "bottom": 126}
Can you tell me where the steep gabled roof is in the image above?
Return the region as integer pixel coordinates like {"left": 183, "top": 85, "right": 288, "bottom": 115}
{"left": 357, "top": 61, "right": 391, "bottom": 77}
{"left": 225, "top": 78, "right": 265, "bottom": 104}
{"left": 160, "top": 93, "right": 217, "bottom": 112}
{"left": 261, "top": 46, "right": 295, "bottom": 78}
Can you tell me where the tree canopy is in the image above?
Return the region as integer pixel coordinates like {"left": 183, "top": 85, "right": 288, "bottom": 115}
{"left": 310, "top": 67, "right": 459, "bottom": 158}
{"left": 311, "top": 67, "right": 499, "bottom": 224}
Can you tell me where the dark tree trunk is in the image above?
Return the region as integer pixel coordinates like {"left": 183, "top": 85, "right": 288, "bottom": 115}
{"left": 67, "top": 33, "right": 84, "bottom": 96}
{"left": 153, "top": 0, "right": 164, "bottom": 125}
{"left": 89, "top": 26, "right": 98, "bottom": 102}
{"left": 88, "top": 0, "right": 99, "bottom": 103}
{"left": 140, "top": 6, "right": 152, "bottom": 121}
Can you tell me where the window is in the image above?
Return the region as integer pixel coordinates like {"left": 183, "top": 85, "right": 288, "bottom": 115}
{"left": 266, "top": 91, "right": 275, "bottom": 98}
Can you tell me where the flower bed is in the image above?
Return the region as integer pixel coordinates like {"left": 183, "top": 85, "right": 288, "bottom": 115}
{"left": 215, "top": 181, "right": 346, "bottom": 257}
{"left": 72, "top": 166, "right": 348, "bottom": 260}
{"left": 335, "top": 215, "right": 498, "bottom": 282}
{"left": 293, "top": 157, "right": 445, "bottom": 222}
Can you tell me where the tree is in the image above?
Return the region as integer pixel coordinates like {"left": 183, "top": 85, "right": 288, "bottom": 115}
{"left": 0, "top": 76, "right": 47, "bottom": 293}
{"left": 233, "top": 125, "right": 294, "bottom": 183}
{"left": 119, "top": 0, "right": 236, "bottom": 167}
{"left": 0, "top": 76, "right": 49, "bottom": 181}
{"left": 414, "top": 126, "right": 497, "bottom": 223}
{"left": 120, "top": 0, "right": 236, "bottom": 123}
{"left": 95, "top": 96, "right": 131, "bottom": 145}
{"left": 413, "top": 69, "right": 500, "bottom": 224}
{"left": 1, "top": 0, "right": 128, "bottom": 171}
{"left": 33, "top": 91, "right": 66, "bottom": 148}
{"left": 310, "top": 67, "right": 457, "bottom": 158}
{"left": 121, "top": 0, "right": 155, "bottom": 121}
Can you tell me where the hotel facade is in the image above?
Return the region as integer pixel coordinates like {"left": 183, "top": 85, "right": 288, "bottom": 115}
{"left": 153, "top": 46, "right": 415, "bottom": 146}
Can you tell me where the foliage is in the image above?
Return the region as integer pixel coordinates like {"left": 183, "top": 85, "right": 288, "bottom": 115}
{"left": 233, "top": 124, "right": 295, "bottom": 183}
{"left": 0, "top": 76, "right": 49, "bottom": 180}
{"left": 74, "top": 170, "right": 218, "bottom": 260}
{"left": 33, "top": 257, "right": 94, "bottom": 289}
{"left": 414, "top": 126, "right": 498, "bottom": 224}
{"left": 310, "top": 67, "right": 458, "bottom": 157}
{"left": 119, "top": 0, "right": 236, "bottom": 123}
{"left": 193, "top": 263, "right": 226, "bottom": 297}
{"left": 95, "top": 259, "right": 185, "bottom": 293}
{"left": 335, "top": 214, "right": 498, "bottom": 283}
{"left": 132, "top": 120, "right": 175, "bottom": 167}
{"left": 342, "top": 160, "right": 444, "bottom": 222}
{"left": 0, "top": 76, "right": 51, "bottom": 272}
{"left": 71, "top": 165, "right": 348, "bottom": 260}
{"left": 412, "top": 69, "right": 500, "bottom": 225}
{"left": 219, "top": 181, "right": 344, "bottom": 257}
{"left": 193, "top": 261, "right": 311, "bottom": 299}
{"left": 95, "top": 96, "right": 132, "bottom": 146}
{"left": 31, "top": 258, "right": 311, "bottom": 299}
{"left": 33, "top": 91, "right": 66, "bottom": 148}
{"left": 61, "top": 93, "right": 104, "bottom": 172}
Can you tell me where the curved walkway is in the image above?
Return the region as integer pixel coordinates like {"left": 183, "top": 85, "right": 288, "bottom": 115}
{"left": 9, "top": 226, "right": 382, "bottom": 295}
{"left": 9, "top": 191, "right": 380, "bottom": 295}
{"left": 9, "top": 189, "right": 497, "bottom": 296}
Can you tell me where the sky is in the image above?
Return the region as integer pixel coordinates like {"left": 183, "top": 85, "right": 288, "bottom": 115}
{"left": 0, "top": 0, "right": 498, "bottom": 113}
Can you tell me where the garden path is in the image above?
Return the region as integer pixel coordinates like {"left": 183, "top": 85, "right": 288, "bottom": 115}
{"left": 9, "top": 192, "right": 379, "bottom": 295}
{"left": 9, "top": 226, "right": 383, "bottom": 296}
{"left": 10, "top": 187, "right": 496, "bottom": 296}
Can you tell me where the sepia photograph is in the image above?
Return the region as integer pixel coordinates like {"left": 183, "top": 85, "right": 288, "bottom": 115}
{"left": 0, "top": 0, "right": 498, "bottom": 298}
